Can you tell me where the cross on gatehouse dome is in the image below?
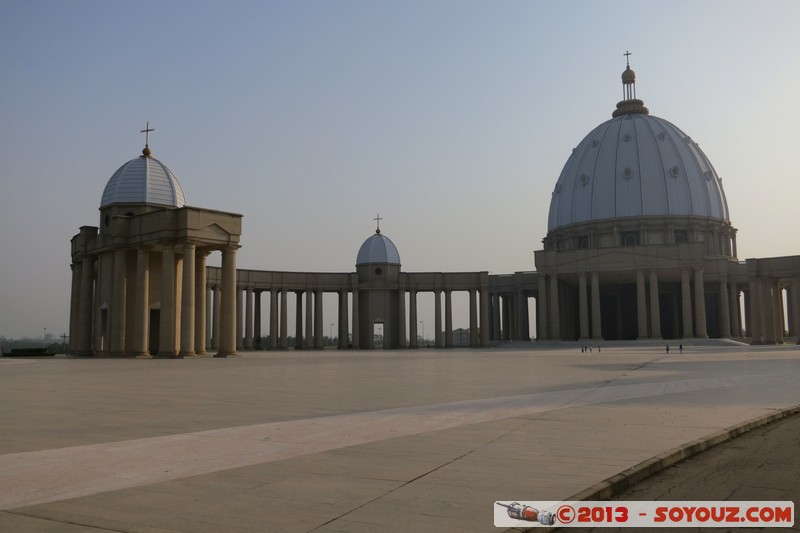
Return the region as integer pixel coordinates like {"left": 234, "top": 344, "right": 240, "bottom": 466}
{"left": 99, "top": 123, "right": 186, "bottom": 208}
{"left": 356, "top": 216, "right": 401, "bottom": 266}
{"left": 141, "top": 121, "right": 154, "bottom": 158}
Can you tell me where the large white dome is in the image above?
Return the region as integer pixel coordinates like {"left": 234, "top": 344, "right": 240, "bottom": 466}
{"left": 100, "top": 150, "right": 186, "bottom": 208}
{"left": 547, "top": 100, "right": 729, "bottom": 233}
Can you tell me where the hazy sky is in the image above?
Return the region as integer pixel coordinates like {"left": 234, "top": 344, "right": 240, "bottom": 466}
{"left": 2, "top": 1, "right": 799, "bottom": 339}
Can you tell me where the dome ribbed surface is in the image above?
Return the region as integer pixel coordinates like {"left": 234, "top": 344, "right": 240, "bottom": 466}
{"left": 356, "top": 233, "right": 401, "bottom": 266}
{"left": 547, "top": 113, "right": 729, "bottom": 232}
{"left": 101, "top": 156, "right": 186, "bottom": 208}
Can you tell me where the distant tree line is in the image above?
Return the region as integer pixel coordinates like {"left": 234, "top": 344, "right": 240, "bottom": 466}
{"left": 1, "top": 336, "right": 64, "bottom": 354}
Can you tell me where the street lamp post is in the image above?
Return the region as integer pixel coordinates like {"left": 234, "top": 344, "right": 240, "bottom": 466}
{"left": 420, "top": 321, "right": 424, "bottom": 345}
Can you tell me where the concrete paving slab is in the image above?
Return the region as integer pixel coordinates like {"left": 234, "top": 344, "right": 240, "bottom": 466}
{"left": 0, "top": 345, "right": 798, "bottom": 532}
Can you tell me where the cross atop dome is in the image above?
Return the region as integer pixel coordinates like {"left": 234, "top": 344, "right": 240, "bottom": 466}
{"left": 621, "top": 50, "right": 636, "bottom": 99}
{"left": 374, "top": 213, "right": 383, "bottom": 234}
{"left": 612, "top": 52, "right": 649, "bottom": 118}
{"left": 140, "top": 121, "right": 154, "bottom": 158}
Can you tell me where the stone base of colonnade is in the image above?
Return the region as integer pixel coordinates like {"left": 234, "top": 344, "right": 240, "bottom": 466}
{"left": 213, "top": 351, "right": 239, "bottom": 358}
{"left": 489, "top": 338, "right": 751, "bottom": 349}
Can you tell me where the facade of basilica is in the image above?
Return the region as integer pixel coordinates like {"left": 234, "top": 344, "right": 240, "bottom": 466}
{"left": 69, "top": 63, "right": 800, "bottom": 356}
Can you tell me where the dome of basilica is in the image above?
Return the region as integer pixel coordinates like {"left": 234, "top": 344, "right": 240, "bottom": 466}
{"left": 547, "top": 69, "right": 729, "bottom": 234}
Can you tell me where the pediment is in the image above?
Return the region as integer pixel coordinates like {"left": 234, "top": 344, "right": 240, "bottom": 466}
{"left": 203, "top": 223, "right": 231, "bottom": 239}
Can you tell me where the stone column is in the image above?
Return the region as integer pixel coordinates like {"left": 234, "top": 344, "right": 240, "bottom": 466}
{"left": 771, "top": 279, "right": 784, "bottom": 344}
{"left": 578, "top": 273, "right": 589, "bottom": 340}
{"left": 253, "top": 291, "right": 261, "bottom": 349}
{"left": 636, "top": 271, "right": 648, "bottom": 339}
{"left": 791, "top": 279, "right": 800, "bottom": 344}
{"left": 516, "top": 291, "right": 529, "bottom": 340}
{"left": 761, "top": 279, "right": 777, "bottom": 344}
{"left": 180, "top": 243, "right": 196, "bottom": 356}
{"left": 305, "top": 291, "right": 313, "bottom": 349}
{"left": 69, "top": 263, "right": 81, "bottom": 353}
{"left": 244, "top": 288, "right": 253, "bottom": 349}
{"left": 216, "top": 247, "right": 237, "bottom": 357}
{"left": 748, "top": 279, "right": 762, "bottom": 344}
{"left": 398, "top": 290, "right": 407, "bottom": 348}
{"left": 269, "top": 289, "right": 278, "bottom": 349}
{"left": 538, "top": 275, "right": 548, "bottom": 340}
{"left": 434, "top": 290, "right": 443, "bottom": 348}
{"left": 681, "top": 269, "right": 694, "bottom": 338}
{"left": 491, "top": 293, "right": 501, "bottom": 341}
{"left": 469, "top": 290, "right": 479, "bottom": 347}
{"left": 785, "top": 287, "right": 794, "bottom": 337}
{"left": 132, "top": 249, "right": 150, "bottom": 357}
{"left": 485, "top": 293, "right": 494, "bottom": 341}
{"left": 480, "top": 288, "right": 490, "bottom": 346}
{"left": 719, "top": 278, "right": 731, "bottom": 338}
{"left": 408, "top": 290, "right": 418, "bottom": 348}
{"left": 206, "top": 286, "right": 212, "bottom": 349}
{"left": 497, "top": 292, "right": 508, "bottom": 341}
{"left": 351, "top": 290, "right": 359, "bottom": 349}
{"left": 295, "top": 291, "right": 303, "bottom": 349}
{"left": 729, "top": 283, "right": 741, "bottom": 338}
{"left": 694, "top": 268, "right": 708, "bottom": 338}
{"left": 549, "top": 274, "right": 560, "bottom": 340}
{"left": 338, "top": 290, "right": 349, "bottom": 349}
{"left": 159, "top": 245, "right": 177, "bottom": 356}
{"left": 110, "top": 249, "right": 127, "bottom": 356}
{"left": 280, "top": 289, "right": 288, "bottom": 349}
{"left": 235, "top": 287, "right": 243, "bottom": 350}
{"left": 76, "top": 256, "right": 95, "bottom": 355}
{"left": 444, "top": 290, "right": 453, "bottom": 348}
{"left": 649, "top": 271, "right": 661, "bottom": 339}
{"left": 591, "top": 272, "right": 602, "bottom": 340}
{"left": 313, "top": 290, "right": 324, "bottom": 348}
{"left": 212, "top": 286, "right": 221, "bottom": 350}
{"left": 503, "top": 295, "right": 514, "bottom": 340}
{"left": 194, "top": 251, "right": 207, "bottom": 354}
{"left": 743, "top": 288, "right": 751, "bottom": 338}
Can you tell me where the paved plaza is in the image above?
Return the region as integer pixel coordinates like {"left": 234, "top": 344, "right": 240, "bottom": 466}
{"left": 1, "top": 343, "right": 799, "bottom": 532}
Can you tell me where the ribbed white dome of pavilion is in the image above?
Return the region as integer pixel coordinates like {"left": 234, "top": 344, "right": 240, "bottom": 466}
{"left": 356, "top": 229, "right": 401, "bottom": 266}
{"left": 547, "top": 63, "right": 730, "bottom": 233}
{"left": 100, "top": 145, "right": 186, "bottom": 208}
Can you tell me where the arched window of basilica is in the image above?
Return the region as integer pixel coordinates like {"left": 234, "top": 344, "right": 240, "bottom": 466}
{"left": 622, "top": 231, "right": 640, "bottom": 246}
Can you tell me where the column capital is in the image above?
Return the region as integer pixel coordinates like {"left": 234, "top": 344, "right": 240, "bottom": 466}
{"left": 195, "top": 246, "right": 212, "bottom": 257}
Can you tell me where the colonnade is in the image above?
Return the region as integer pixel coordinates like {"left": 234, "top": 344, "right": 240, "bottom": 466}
{"left": 403, "top": 288, "right": 489, "bottom": 348}
{"left": 486, "top": 291, "right": 532, "bottom": 342}
{"left": 70, "top": 257, "right": 800, "bottom": 355}
{"left": 212, "top": 288, "right": 332, "bottom": 350}
{"left": 204, "top": 286, "right": 491, "bottom": 350}
{"left": 747, "top": 276, "right": 800, "bottom": 344}
{"left": 532, "top": 267, "right": 743, "bottom": 341}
